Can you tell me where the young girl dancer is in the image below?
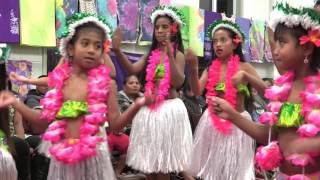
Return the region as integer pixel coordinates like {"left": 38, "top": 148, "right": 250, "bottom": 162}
{"left": 210, "top": 0, "right": 320, "bottom": 179}
{"left": 0, "top": 63, "right": 17, "bottom": 180}
{"left": 112, "top": 5, "right": 193, "bottom": 180}
{"left": 0, "top": 13, "right": 152, "bottom": 180}
{"left": 186, "top": 14, "right": 266, "bottom": 180}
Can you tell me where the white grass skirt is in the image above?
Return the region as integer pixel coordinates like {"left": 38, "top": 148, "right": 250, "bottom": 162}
{"left": 0, "top": 148, "right": 17, "bottom": 180}
{"left": 39, "top": 127, "right": 116, "bottom": 180}
{"left": 189, "top": 110, "right": 255, "bottom": 180}
{"left": 126, "top": 98, "right": 193, "bottom": 174}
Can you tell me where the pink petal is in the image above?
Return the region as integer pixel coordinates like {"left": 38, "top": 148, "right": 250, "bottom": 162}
{"left": 297, "top": 124, "right": 320, "bottom": 137}
{"left": 288, "top": 174, "right": 311, "bottom": 180}
{"left": 266, "top": 101, "right": 283, "bottom": 113}
{"left": 255, "top": 141, "right": 283, "bottom": 170}
{"left": 286, "top": 153, "right": 315, "bottom": 167}
{"left": 306, "top": 110, "right": 320, "bottom": 126}
{"left": 299, "top": 36, "right": 310, "bottom": 45}
{"left": 258, "top": 112, "right": 278, "bottom": 125}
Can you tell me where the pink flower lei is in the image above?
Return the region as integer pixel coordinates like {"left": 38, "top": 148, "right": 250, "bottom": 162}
{"left": 205, "top": 55, "right": 239, "bottom": 135}
{"left": 257, "top": 71, "right": 320, "bottom": 178}
{"left": 144, "top": 48, "right": 171, "bottom": 109}
{"left": 40, "top": 62, "right": 111, "bottom": 164}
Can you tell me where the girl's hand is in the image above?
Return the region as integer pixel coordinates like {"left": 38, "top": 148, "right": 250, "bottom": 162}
{"left": 9, "top": 72, "right": 29, "bottom": 83}
{"left": 162, "top": 32, "right": 171, "bottom": 47}
{"left": 209, "top": 96, "right": 237, "bottom": 120}
{"left": 135, "top": 91, "right": 156, "bottom": 107}
{"left": 0, "top": 90, "right": 17, "bottom": 108}
{"left": 185, "top": 48, "right": 198, "bottom": 68}
{"left": 111, "top": 27, "right": 123, "bottom": 51}
{"left": 232, "top": 70, "right": 246, "bottom": 86}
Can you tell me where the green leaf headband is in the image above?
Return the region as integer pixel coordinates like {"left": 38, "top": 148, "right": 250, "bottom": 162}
{"left": 59, "top": 13, "right": 113, "bottom": 59}
{"left": 150, "top": 5, "right": 185, "bottom": 28}
{"left": 269, "top": 0, "right": 320, "bottom": 31}
{"left": 207, "top": 14, "right": 245, "bottom": 41}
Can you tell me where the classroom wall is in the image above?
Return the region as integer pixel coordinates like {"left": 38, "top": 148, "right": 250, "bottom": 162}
{"left": 8, "top": 45, "right": 47, "bottom": 79}
{"left": 6, "top": 0, "right": 279, "bottom": 82}
{"left": 236, "top": 0, "right": 279, "bottom": 78}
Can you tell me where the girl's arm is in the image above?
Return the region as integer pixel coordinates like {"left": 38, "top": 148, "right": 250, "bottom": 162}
{"left": 0, "top": 91, "right": 48, "bottom": 133}
{"left": 185, "top": 48, "right": 208, "bottom": 96}
{"left": 165, "top": 37, "right": 185, "bottom": 89}
{"left": 13, "top": 110, "right": 25, "bottom": 139}
{"left": 285, "top": 136, "right": 320, "bottom": 156}
{"left": 107, "top": 80, "right": 153, "bottom": 132}
{"left": 210, "top": 96, "right": 276, "bottom": 144}
{"left": 112, "top": 27, "right": 146, "bottom": 74}
{"left": 242, "top": 63, "right": 267, "bottom": 95}
{"left": 9, "top": 57, "right": 65, "bottom": 86}
{"left": 102, "top": 54, "right": 116, "bottom": 78}
{"left": 9, "top": 73, "right": 48, "bottom": 86}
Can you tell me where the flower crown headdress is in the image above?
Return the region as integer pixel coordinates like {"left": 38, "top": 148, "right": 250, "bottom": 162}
{"left": 150, "top": 5, "right": 185, "bottom": 28}
{"left": 206, "top": 13, "right": 245, "bottom": 43}
{"left": 269, "top": 0, "right": 319, "bottom": 31}
{"left": 269, "top": 0, "right": 320, "bottom": 47}
{"left": 59, "top": 13, "right": 113, "bottom": 58}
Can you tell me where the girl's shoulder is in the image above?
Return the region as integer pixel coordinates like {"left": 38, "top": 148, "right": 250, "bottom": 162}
{"left": 175, "top": 50, "right": 184, "bottom": 60}
{"left": 176, "top": 50, "right": 184, "bottom": 56}
{"left": 239, "top": 62, "right": 255, "bottom": 72}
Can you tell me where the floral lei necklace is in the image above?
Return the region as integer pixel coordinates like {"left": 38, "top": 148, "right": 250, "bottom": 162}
{"left": 206, "top": 55, "right": 240, "bottom": 135}
{"left": 144, "top": 48, "right": 171, "bottom": 109}
{"left": 256, "top": 71, "right": 320, "bottom": 179}
{"left": 40, "top": 62, "right": 111, "bottom": 164}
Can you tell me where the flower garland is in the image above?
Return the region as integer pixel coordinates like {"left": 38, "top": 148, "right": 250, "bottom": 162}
{"left": 40, "top": 62, "right": 111, "bottom": 164}
{"left": 256, "top": 71, "right": 320, "bottom": 178}
{"left": 205, "top": 55, "right": 240, "bottom": 135}
{"left": 144, "top": 48, "right": 171, "bottom": 109}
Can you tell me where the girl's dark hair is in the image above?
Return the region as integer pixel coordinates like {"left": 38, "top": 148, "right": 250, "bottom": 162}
{"left": 315, "top": 0, "right": 320, "bottom": 7}
{"left": 0, "top": 63, "right": 15, "bottom": 154}
{"left": 123, "top": 74, "right": 139, "bottom": 85}
{"left": 274, "top": 23, "right": 320, "bottom": 72}
{"left": 68, "top": 22, "right": 106, "bottom": 51}
{"left": 139, "top": 15, "right": 184, "bottom": 86}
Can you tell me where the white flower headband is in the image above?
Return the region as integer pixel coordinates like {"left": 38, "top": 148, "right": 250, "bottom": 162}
{"left": 150, "top": 5, "right": 185, "bottom": 28}
{"left": 59, "top": 13, "right": 113, "bottom": 59}
{"left": 207, "top": 13, "right": 245, "bottom": 43}
{"left": 269, "top": 0, "right": 320, "bottom": 31}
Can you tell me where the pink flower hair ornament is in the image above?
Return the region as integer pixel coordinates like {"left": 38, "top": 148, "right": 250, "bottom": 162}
{"left": 300, "top": 30, "right": 320, "bottom": 47}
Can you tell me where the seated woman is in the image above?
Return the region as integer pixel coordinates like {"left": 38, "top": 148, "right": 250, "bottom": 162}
{"left": 118, "top": 75, "right": 143, "bottom": 134}
{"left": 108, "top": 74, "right": 143, "bottom": 177}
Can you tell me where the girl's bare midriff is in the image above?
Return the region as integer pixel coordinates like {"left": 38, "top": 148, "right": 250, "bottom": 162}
{"left": 278, "top": 128, "right": 320, "bottom": 175}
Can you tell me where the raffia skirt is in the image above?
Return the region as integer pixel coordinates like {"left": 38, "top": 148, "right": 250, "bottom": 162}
{"left": 39, "top": 128, "right": 116, "bottom": 180}
{"left": 126, "top": 98, "right": 193, "bottom": 174}
{"left": 189, "top": 110, "right": 255, "bottom": 180}
{"left": 0, "top": 148, "right": 17, "bottom": 180}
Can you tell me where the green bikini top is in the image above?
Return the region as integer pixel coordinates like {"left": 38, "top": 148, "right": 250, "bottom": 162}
{"left": 154, "top": 64, "right": 165, "bottom": 80}
{"left": 215, "top": 82, "right": 251, "bottom": 97}
{"left": 276, "top": 102, "right": 304, "bottom": 128}
{"left": 56, "top": 100, "right": 89, "bottom": 119}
